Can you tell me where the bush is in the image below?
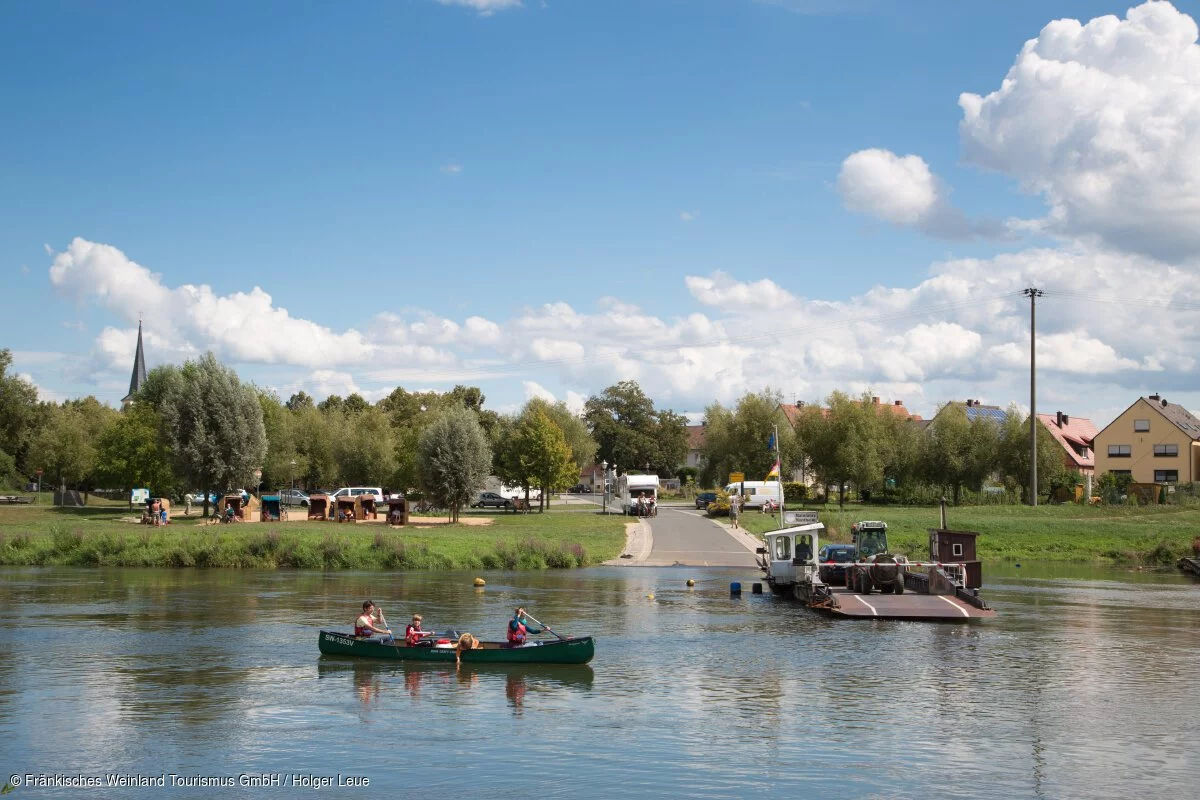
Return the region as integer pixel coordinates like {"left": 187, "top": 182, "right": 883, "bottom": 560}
{"left": 783, "top": 482, "right": 807, "bottom": 503}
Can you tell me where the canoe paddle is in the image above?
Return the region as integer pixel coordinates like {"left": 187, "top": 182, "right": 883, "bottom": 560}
{"left": 522, "top": 613, "right": 566, "bottom": 641}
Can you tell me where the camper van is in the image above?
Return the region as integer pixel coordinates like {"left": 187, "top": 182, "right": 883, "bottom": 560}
{"left": 617, "top": 473, "right": 659, "bottom": 516}
{"left": 724, "top": 480, "right": 783, "bottom": 509}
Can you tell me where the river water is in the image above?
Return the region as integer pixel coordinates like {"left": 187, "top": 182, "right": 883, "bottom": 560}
{"left": 0, "top": 565, "right": 1196, "bottom": 799}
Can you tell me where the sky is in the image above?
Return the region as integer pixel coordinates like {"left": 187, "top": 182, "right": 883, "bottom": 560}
{"left": 3, "top": 0, "right": 1200, "bottom": 427}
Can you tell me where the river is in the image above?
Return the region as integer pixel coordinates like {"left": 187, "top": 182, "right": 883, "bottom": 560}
{"left": 0, "top": 565, "right": 1196, "bottom": 799}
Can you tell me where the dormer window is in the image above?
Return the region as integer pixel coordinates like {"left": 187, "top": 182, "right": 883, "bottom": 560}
{"left": 1134, "top": 419, "right": 1150, "bottom": 432}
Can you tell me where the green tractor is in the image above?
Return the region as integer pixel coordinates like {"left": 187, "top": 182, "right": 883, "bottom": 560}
{"left": 846, "top": 520, "right": 906, "bottom": 595}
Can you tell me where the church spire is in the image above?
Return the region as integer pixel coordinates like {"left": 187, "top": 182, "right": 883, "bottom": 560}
{"left": 122, "top": 320, "right": 147, "bottom": 408}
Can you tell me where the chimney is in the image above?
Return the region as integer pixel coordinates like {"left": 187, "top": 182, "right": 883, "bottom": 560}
{"left": 872, "top": 396, "right": 880, "bottom": 405}
{"left": 1149, "top": 394, "right": 1160, "bottom": 402}
{"left": 894, "top": 400, "right": 903, "bottom": 406}
{"left": 966, "top": 399, "right": 974, "bottom": 407}
{"left": 1056, "top": 411, "right": 1063, "bottom": 427}
{"left": 1062, "top": 413, "right": 1070, "bottom": 426}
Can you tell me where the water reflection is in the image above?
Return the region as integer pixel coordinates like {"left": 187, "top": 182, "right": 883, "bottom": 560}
{"left": 1, "top": 565, "right": 1197, "bottom": 799}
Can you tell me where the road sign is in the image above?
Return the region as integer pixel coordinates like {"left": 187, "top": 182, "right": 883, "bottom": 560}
{"left": 35, "top": 468, "right": 43, "bottom": 476}
{"left": 254, "top": 469, "right": 263, "bottom": 481}
{"left": 783, "top": 510, "right": 819, "bottom": 526}
{"left": 728, "top": 472, "right": 744, "bottom": 484}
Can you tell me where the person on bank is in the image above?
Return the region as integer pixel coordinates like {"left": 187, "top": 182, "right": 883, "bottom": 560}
{"left": 354, "top": 600, "right": 392, "bottom": 641}
{"left": 405, "top": 614, "right": 434, "bottom": 646}
{"left": 506, "top": 607, "right": 543, "bottom": 646}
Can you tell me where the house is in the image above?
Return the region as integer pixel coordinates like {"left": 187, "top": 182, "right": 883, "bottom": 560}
{"left": 579, "top": 465, "right": 606, "bottom": 491}
{"left": 1036, "top": 411, "right": 1098, "bottom": 475}
{"left": 1092, "top": 394, "right": 1200, "bottom": 485}
{"left": 931, "top": 399, "right": 1007, "bottom": 425}
{"left": 684, "top": 424, "right": 706, "bottom": 470}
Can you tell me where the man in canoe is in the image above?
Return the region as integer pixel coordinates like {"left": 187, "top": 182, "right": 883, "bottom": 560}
{"left": 354, "top": 600, "right": 392, "bottom": 641}
{"left": 405, "top": 614, "right": 434, "bottom": 646}
{"left": 506, "top": 606, "right": 543, "bottom": 646}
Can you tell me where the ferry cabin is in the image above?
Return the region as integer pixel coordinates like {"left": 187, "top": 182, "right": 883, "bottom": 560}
{"left": 761, "top": 522, "right": 825, "bottom": 592}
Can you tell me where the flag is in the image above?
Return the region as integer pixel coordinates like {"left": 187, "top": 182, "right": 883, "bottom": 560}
{"left": 767, "top": 431, "right": 776, "bottom": 450}
{"left": 766, "top": 459, "right": 780, "bottom": 480}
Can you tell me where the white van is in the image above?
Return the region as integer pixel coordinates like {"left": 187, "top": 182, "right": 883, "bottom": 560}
{"left": 724, "top": 480, "right": 783, "bottom": 509}
{"left": 330, "top": 487, "right": 384, "bottom": 503}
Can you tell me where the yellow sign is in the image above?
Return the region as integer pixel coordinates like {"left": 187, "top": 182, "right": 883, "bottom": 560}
{"left": 728, "top": 472, "right": 744, "bottom": 484}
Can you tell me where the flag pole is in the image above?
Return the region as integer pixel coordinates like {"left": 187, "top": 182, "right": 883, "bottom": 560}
{"left": 775, "top": 424, "right": 784, "bottom": 528}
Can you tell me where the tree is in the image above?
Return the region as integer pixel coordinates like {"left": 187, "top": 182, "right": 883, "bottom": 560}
{"left": 259, "top": 391, "right": 303, "bottom": 492}
{"left": 700, "top": 390, "right": 795, "bottom": 487}
{"left": 792, "top": 392, "right": 870, "bottom": 506}
{"left": 996, "top": 408, "right": 1067, "bottom": 503}
{"left": 161, "top": 353, "right": 268, "bottom": 516}
{"left": 525, "top": 398, "right": 597, "bottom": 472}
{"left": 294, "top": 405, "right": 340, "bottom": 490}
{"left": 417, "top": 405, "right": 492, "bottom": 522}
{"left": 584, "top": 380, "right": 687, "bottom": 475}
{"left": 26, "top": 398, "right": 117, "bottom": 494}
{"left": 515, "top": 408, "right": 577, "bottom": 511}
{"left": 135, "top": 365, "right": 182, "bottom": 413}
{"left": 94, "top": 402, "right": 177, "bottom": 500}
{"left": 286, "top": 391, "right": 315, "bottom": 412}
{"left": 343, "top": 393, "right": 370, "bottom": 414}
{"left": 318, "top": 394, "right": 345, "bottom": 414}
{"left": 0, "top": 348, "right": 40, "bottom": 475}
{"left": 337, "top": 406, "right": 396, "bottom": 486}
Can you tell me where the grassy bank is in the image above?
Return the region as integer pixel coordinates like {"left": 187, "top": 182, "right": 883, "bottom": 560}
{"left": 736, "top": 503, "right": 1200, "bottom": 565}
{"left": 0, "top": 505, "right": 628, "bottom": 569}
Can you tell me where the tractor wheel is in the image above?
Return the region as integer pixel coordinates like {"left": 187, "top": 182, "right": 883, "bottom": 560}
{"left": 860, "top": 573, "right": 872, "bottom": 595}
{"left": 894, "top": 579, "right": 905, "bottom": 595}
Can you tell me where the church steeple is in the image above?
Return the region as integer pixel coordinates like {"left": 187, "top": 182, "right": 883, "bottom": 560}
{"left": 122, "top": 320, "right": 147, "bottom": 408}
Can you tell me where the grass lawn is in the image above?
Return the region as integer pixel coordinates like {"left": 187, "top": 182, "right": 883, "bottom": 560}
{"left": 0, "top": 504, "right": 628, "bottom": 570}
{"left": 735, "top": 503, "right": 1200, "bottom": 565}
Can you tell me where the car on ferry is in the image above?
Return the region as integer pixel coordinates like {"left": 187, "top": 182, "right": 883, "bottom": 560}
{"left": 817, "top": 544, "right": 856, "bottom": 586}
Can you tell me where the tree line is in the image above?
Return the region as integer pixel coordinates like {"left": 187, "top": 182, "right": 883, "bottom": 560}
{"left": 0, "top": 350, "right": 687, "bottom": 517}
{"left": 700, "top": 389, "right": 1075, "bottom": 504}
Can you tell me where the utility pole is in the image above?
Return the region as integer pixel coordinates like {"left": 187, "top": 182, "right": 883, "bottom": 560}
{"left": 1023, "top": 287, "right": 1043, "bottom": 507}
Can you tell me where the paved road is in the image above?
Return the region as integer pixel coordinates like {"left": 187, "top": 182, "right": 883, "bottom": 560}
{"left": 643, "top": 507, "right": 759, "bottom": 567}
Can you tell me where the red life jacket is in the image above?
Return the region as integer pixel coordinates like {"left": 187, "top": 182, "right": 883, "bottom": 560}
{"left": 405, "top": 625, "right": 425, "bottom": 646}
{"left": 507, "top": 619, "right": 527, "bottom": 644}
{"left": 354, "top": 615, "right": 373, "bottom": 637}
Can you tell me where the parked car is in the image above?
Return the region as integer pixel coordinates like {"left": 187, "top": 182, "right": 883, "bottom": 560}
{"left": 471, "top": 492, "right": 512, "bottom": 509}
{"left": 817, "top": 544, "right": 857, "bottom": 586}
{"left": 568, "top": 484, "right": 592, "bottom": 494}
{"left": 330, "top": 487, "right": 384, "bottom": 503}
{"left": 279, "top": 488, "right": 310, "bottom": 507}
{"left": 184, "top": 491, "right": 219, "bottom": 506}
{"left": 695, "top": 491, "right": 718, "bottom": 510}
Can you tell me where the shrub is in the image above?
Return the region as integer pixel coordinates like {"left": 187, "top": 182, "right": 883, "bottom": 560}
{"left": 783, "top": 482, "right": 807, "bottom": 503}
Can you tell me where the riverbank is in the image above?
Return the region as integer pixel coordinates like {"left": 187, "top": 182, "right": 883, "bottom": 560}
{"left": 0, "top": 505, "right": 627, "bottom": 569}
{"left": 736, "top": 503, "right": 1200, "bottom": 564}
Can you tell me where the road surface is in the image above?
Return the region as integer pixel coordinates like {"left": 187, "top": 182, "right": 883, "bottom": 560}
{"left": 641, "top": 507, "right": 759, "bottom": 567}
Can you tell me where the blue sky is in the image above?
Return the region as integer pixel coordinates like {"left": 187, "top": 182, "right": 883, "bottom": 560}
{"left": 4, "top": 0, "right": 1200, "bottom": 425}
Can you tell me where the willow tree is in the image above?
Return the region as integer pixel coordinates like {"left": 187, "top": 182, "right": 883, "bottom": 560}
{"left": 161, "top": 353, "right": 267, "bottom": 516}
{"left": 417, "top": 405, "right": 492, "bottom": 522}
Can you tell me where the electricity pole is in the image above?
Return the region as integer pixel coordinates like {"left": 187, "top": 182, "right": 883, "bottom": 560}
{"left": 1023, "top": 287, "right": 1044, "bottom": 507}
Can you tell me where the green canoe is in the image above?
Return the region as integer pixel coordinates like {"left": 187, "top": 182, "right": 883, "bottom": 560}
{"left": 317, "top": 630, "right": 595, "bottom": 665}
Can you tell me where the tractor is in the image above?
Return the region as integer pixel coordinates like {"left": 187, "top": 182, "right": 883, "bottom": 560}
{"left": 845, "top": 520, "right": 906, "bottom": 595}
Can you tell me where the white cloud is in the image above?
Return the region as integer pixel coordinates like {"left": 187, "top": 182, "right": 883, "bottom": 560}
{"left": 522, "top": 380, "right": 556, "bottom": 403}
{"left": 17, "top": 373, "right": 66, "bottom": 403}
{"left": 679, "top": 211, "right": 696, "bottom": 222}
{"left": 838, "top": 149, "right": 938, "bottom": 225}
{"left": 440, "top": 163, "right": 463, "bottom": 174}
{"left": 958, "top": 1, "right": 1200, "bottom": 259}
{"left": 49, "top": 238, "right": 373, "bottom": 368}
{"left": 685, "top": 272, "right": 796, "bottom": 310}
{"left": 837, "top": 148, "right": 1005, "bottom": 239}
{"left": 435, "top": 0, "right": 521, "bottom": 15}
{"left": 20, "top": 264, "right": 30, "bottom": 274}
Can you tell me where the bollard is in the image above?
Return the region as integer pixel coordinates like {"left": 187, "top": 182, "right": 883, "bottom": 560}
{"left": 730, "top": 581, "right": 742, "bottom": 596}
{"left": 752, "top": 582, "right": 763, "bottom": 594}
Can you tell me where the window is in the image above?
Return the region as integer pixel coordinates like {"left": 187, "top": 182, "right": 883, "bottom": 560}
{"left": 773, "top": 537, "right": 791, "bottom": 561}
{"left": 1134, "top": 419, "right": 1150, "bottom": 432}
{"left": 1153, "top": 444, "right": 1179, "bottom": 457}
{"left": 952, "top": 543, "right": 964, "bottom": 557}
{"left": 1154, "top": 470, "right": 1179, "bottom": 483}
{"left": 1107, "top": 444, "right": 1131, "bottom": 458}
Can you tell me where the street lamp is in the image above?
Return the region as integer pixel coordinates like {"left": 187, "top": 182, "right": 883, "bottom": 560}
{"left": 601, "top": 460, "right": 608, "bottom": 514}
{"left": 290, "top": 459, "right": 297, "bottom": 495}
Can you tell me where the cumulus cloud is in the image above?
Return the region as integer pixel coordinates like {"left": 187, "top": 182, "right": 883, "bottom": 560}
{"left": 435, "top": 0, "right": 521, "bottom": 15}
{"left": 959, "top": 1, "right": 1200, "bottom": 259}
{"left": 679, "top": 211, "right": 696, "bottom": 222}
{"left": 837, "top": 148, "right": 1006, "bottom": 239}
{"left": 440, "top": 163, "right": 463, "bottom": 174}
{"left": 49, "top": 239, "right": 372, "bottom": 368}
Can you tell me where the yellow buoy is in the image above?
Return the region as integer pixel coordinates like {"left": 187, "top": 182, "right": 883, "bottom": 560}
{"left": 473, "top": 577, "right": 486, "bottom": 587}
{"left": 647, "top": 593, "right": 655, "bottom": 599}
{"left": 686, "top": 579, "right": 695, "bottom": 587}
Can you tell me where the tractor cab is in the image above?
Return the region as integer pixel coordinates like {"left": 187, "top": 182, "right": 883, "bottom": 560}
{"left": 851, "top": 521, "right": 890, "bottom": 558}
{"left": 759, "top": 522, "right": 824, "bottom": 588}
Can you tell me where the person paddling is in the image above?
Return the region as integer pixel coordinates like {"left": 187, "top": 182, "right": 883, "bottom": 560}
{"left": 405, "top": 614, "right": 434, "bottom": 646}
{"left": 354, "top": 600, "right": 392, "bottom": 641}
{"left": 506, "top": 606, "right": 543, "bottom": 646}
